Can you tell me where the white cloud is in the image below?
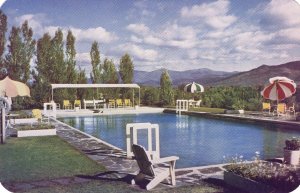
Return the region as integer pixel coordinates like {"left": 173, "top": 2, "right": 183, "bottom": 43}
{"left": 180, "top": 0, "right": 237, "bottom": 29}
{"left": 126, "top": 23, "right": 149, "bottom": 35}
{"left": 15, "top": 14, "right": 48, "bottom": 35}
{"left": 15, "top": 14, "right": 118, "bottom": 43}
{"left": 116, "top": 43, "right": 159, "bottom": 61}
{"left": 70, "top": 27, "right": 118, "bottom": 43}
{"left": 262, "top": 0, "right": 300, "bottom": 27}
{"left": 127, "top": 23, "right": 198, "bottom": 49}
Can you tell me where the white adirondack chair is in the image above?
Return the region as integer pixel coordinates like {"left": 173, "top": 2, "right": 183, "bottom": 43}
{"left": 131, "top": 144, "right": 179, "bottom": 190}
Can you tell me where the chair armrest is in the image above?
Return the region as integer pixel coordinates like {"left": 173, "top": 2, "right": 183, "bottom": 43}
{"left": 152, "top": 156, "right": 179, "bottom": 164}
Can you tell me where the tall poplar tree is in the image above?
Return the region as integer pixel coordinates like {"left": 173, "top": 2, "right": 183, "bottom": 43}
{"left": 119, "top": 53, "right": 134, "bottom": 84}
{"left": 20, "top": 21, "right": 36, "bottom": 82}
{"left": 77, "top": 67, "right": 87, "bottom": 100}
{"left": 33, "top": 33, "right": 52, "bottom": 105}
{"left": 160, "top": 69, "right": 174, "bottom": 105}
{"left": 65, "top": 30, "right": 77, "bottom": 99}
{"left": 5, "top": 26, "right": 22, "bottom": 80}
{"left": 50, "top": 29, "right": 66, "bottom": 83}
{"left": 90, "top": 41, "right": 101, "bottom": 84}
{"left": 102, "top": 58, "right": 118, "bottom": 84}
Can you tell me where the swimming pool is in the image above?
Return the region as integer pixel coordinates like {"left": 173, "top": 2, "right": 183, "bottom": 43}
{"left": 59, "top": 113, "right": 300, "bottom": 168}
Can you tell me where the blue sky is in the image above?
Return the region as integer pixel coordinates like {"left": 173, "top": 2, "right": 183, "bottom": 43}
{"left": 1, "top": 0, "right": 300, "bottom": 73}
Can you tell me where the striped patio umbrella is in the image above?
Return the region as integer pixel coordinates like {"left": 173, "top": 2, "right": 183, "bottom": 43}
{"left": 184, "top": 82, "right": 204, "bottom": 93}
{"left": 261, "top": 76, "right": 296, "bottom": 101}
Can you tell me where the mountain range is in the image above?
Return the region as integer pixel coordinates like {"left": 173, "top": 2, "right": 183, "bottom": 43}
{"left": 134, "top": 61, "right": 300, "bottom": 87}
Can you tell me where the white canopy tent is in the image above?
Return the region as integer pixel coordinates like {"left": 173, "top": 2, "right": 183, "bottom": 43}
{"left": 51, "top": 83, "right": 141, "bottom": 106}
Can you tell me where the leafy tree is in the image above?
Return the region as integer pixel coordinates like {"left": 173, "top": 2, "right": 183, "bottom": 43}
{"left": 90, "top": 41, "right": 101, "bottom": 83}
{"left": 102, "top": 58, "right": 118, "bottom": 84}
{"left": 141, "top": 86, "right": 160, "bottom": 106}
{"left": 77, "top": 67, "right": 87, "bottom": 100}
{"left": 102, "top": 58, "right": 119, "bottom": 98}
{"left": 50, "top": 29, "right": 66, "bottom": 83}
{"left": 65, "top": 30, "right": 77, "bottom": 99}
{"left": 5, "top": 26, "right": 22, "bottom": 80}
{"left": 119, "top": 53, "right": 134, "bottom": 84}
{"left": 159, "top": 69, "right": 174, "bottom": 105}
{"left": 0, "top": 10, "right": 7, "bottom": 77}
{"left": 20, "top": 21, "right": 36, "bottom": 82}
{"left": 34, "top": 33, "right": 52, "bottom": 104}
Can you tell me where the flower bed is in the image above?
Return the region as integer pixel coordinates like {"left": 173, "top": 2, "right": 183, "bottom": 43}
{"left": 17, "top": 124, "right": 56, "bottom": 137}
{"left": 223, "top": 153, "right": 299, "bottom": 193}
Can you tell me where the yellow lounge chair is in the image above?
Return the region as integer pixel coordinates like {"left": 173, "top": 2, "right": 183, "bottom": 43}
{"left": 273, "top": 103, "right": 286, "bottom": 116}
{"left": 32, "top": 109, "right": 49, "bottom": 124}
{"left": 124, "top": 99, "right": 132, "bottom": 107}
{"left": 116, "top": 99, "right": 123, "bottom": 108}
{"left": 262, "top": 102, "right": 271, "bottom": 114}
{"left": 63, "top": 100, "right": 72, "bottom": 109}
{"left": 108, "top": 99, "right": 115, "bottom": 108}
{"left": 74, "top": 100, "right": 81, "bottom": 109}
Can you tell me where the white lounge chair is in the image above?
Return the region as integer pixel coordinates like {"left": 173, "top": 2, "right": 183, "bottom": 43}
{"left": 131, "top": 144, "right": 179, "bottom": 190}
{"left": 195, "top": 100, "right": 201, "bottom": 107}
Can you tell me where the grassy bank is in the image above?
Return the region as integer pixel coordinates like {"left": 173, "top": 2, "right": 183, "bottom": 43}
{"left": 0, "top": 136, "right": 106, "bottom": 183}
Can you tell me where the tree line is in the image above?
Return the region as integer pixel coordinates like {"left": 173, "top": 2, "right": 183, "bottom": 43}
{"left": 0, "top": 11, "right": 134, "bottom": 109}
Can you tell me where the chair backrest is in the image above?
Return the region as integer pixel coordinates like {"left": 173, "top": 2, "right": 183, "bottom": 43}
{"left": 116, "top": 99, "right": 123, "bottom": 105}
{"left": 262, "top": 102, "right": 271, "bottom": 110}
{"left": 195, "top": 100, "right": 201, "bottom": 106}
{"left": 277, "top": 103, "right": 286, "bottom": 113}
{"left": 74, "top": 100, "right": 81, "bottom": 106}
{"left": 32, "top": 109, "right": 42, "bottom": 119}
{"left": 125, "top": 99, "right": 131, "bottom": 105}
{"left": 132, "top": 144, "right": 155, "bottom": 177}
{"left": 63, "top": 100, "right": 70, "bottom": 106}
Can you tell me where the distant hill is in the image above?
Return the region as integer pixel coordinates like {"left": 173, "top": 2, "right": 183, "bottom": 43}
{"left": 134, "top": 68, "right": 237, "bottom": 86}
{"left": 210, "top": 61, "right": 300, "bottom": 86}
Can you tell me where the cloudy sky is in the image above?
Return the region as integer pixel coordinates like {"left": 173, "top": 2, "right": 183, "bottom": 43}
{"left": 1, "top": 0, "right": 300, "bottom": 73}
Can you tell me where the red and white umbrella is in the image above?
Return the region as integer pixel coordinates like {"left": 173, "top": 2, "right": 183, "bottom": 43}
{"left": 261, "top": 76, "right": 296, "bottom": 101}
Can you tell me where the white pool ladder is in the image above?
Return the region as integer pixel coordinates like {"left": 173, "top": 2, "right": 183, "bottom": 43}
{"left": 176, "top": 100, "right": 188, "bottom": 115}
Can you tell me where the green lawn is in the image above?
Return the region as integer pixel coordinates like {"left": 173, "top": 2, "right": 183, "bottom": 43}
{"left": 0, "top": 136, "right": 106, "bottom": 183}
{"left": 0, "top": 136, "right": 245, "bottom": 193}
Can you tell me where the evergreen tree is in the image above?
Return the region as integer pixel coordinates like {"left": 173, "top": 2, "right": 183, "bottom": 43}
{"left": 90, "top": 41, "right": 101, "bottom": 83}
{"left": 0, "top": 10, "right": 7, "bottom": 77}
{"left": 160, "top": 69, "right": 174, "bottom": 105}
{"left": 119, "top": 53, "right": 134, "bottom": 84}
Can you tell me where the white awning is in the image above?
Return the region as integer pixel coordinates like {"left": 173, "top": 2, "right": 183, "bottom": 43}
{"left": 50, "top": 83, "right": 140, "bottom": 105}
{"left": 51, "top": 83, "right": 140, "bottom": 89}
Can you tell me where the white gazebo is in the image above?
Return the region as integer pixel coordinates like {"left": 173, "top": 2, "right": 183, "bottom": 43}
{"left": 50, "top": 83, "right": 141, "bottom": 106}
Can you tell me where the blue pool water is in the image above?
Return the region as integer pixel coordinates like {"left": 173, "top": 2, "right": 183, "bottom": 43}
{"left": 59, "top": 113, "right": 300, "bottom": 168}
